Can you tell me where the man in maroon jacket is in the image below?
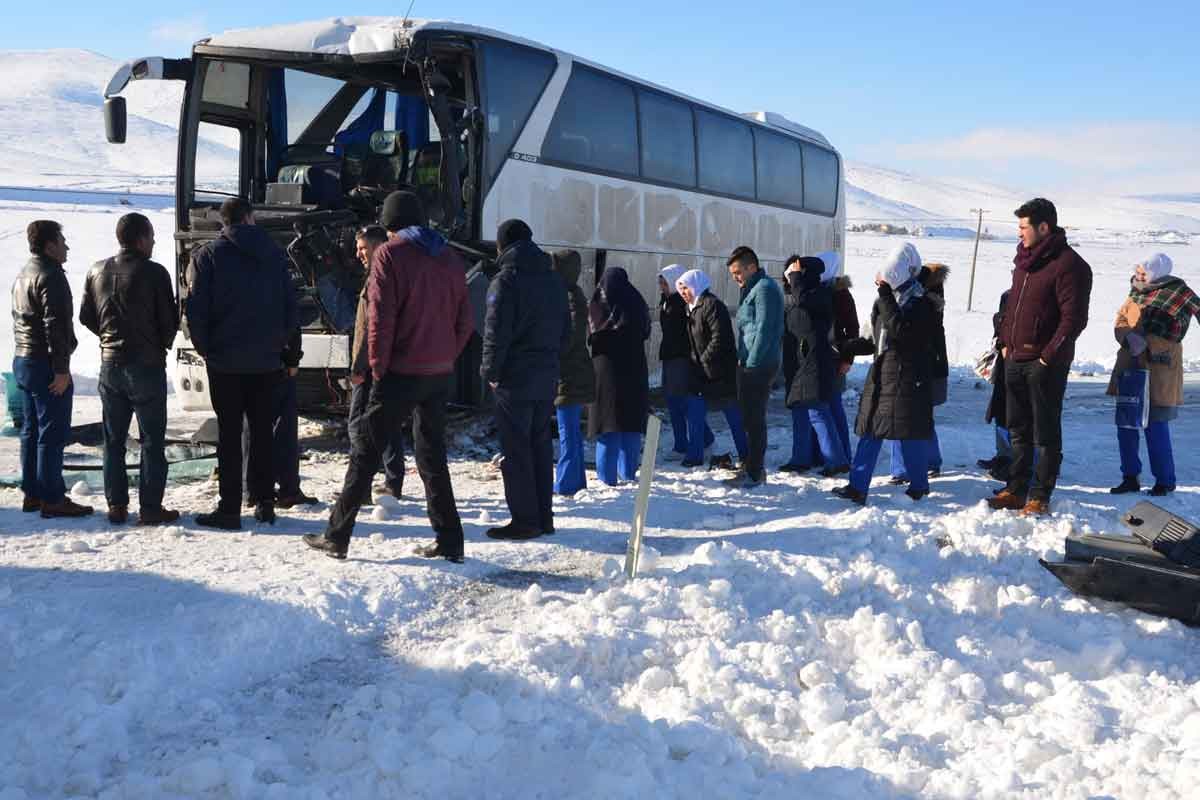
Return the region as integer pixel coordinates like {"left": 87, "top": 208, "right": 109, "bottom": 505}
{"left": 304, "top": 191, "right": 474, "bottom": 561}
{"left": 988, "top": 198, "right": 1092, "bottom": 516}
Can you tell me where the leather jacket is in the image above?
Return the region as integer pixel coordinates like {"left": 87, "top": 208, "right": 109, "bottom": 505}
{"left": 79, "top": 250, "right": 178, "bottom": 366}
{"left": 11, "top": 255, "right": 78, "bottom": 372}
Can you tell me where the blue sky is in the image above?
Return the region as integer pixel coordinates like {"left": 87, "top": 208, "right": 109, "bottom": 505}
{"left": 5, "top": 0, "right": 1197, "bottom": 193}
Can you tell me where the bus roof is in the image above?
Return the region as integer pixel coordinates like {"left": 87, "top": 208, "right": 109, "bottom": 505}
{"left": 202, "top": 17, "right": 833, "bottom": 148}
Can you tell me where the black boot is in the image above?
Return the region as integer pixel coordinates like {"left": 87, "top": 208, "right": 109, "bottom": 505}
{"left": 905, "top": 487, "right": 929, "bottom": 501}
{"left": 415, "top": 542, "right": 465, "bottom": 563}
{"left": 832, "top": 484, "right": 867, "bottom": 505}
{"left": 303, "top": 533, "right": 347, "bottom": 560}
{"left": 196, "top": 509, "right": 242, "bottom": 530}
{"left": 1148, "top": 483, "right": 1176, "bottom": 497}
{"left": 254, "top": 503, "right": 276, "bottom": 524}
{"left": 1109, "top": 476, "right": 1140, "bottom": 494}
{"left": 485, "top": 522, "right": 543, "bottom": 540}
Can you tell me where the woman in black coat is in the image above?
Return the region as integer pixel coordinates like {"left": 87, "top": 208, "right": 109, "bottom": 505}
{"left": 551, "top": 250, "right": 595, "bottom": 495}
{"left": 890, "top": 263, "right": 949, "bottom": 482}
{"left": 658, "top": 264, "right": 695, "bottom": 458}
{"left": 588, "top": 267, "right": 650, "bottom": 485}
{"left": 834, "top": 243, "right": 937, "bottom": 505}
{"left": 780, "top": 255, "right": 850, "bottom": 475}
{"left": 675, "top": 268, "right": 748, "bottom": 468}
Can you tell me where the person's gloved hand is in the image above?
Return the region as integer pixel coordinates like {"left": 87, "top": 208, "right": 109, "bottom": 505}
{"left": 1126, "top": 331, "right": 1148, "bottom": 357}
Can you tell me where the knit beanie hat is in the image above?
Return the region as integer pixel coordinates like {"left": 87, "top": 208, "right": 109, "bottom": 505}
{"left": 379, "top": 191, "right": 425, "bottom": 232}
{"left": 496, "top": 219, "right": 533, "bottom": 251}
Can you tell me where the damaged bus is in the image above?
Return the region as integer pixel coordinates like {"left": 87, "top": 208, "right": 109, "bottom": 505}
{"left": 102, "top": 17, "right": 844, "bottom": 413}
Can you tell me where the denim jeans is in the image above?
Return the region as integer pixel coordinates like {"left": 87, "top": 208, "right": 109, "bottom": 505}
{"left": 596, "top": 432, "right": 642, "bottom": 485}
{"left": 99, "top": 363, "right": 168, "bottom": 510}
{"left": 13, "top": 356, "right": 72, "bottom": 503}
{"left": 555, "top": 404, "right": 587, "bottom": 496}
{"left": 684, "top": 396, "right": 741, "bottom": 464}
{"left": 789, "top": 403, "right": 849, "bottom": 468}
{"left": 851, "top": 435, "right": 929, "bottom": 495}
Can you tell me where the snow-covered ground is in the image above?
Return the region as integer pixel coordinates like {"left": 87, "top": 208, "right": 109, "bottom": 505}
{"left": 3, "top": 46, "right": 1200, "bottom": 800}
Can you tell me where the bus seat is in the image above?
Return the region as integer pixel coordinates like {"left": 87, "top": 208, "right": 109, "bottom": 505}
{"left": 277, "top": 163, "right": 343, "bottom": 208}
{"left": 361, "top": 130, "right": 409, "bottom": 189}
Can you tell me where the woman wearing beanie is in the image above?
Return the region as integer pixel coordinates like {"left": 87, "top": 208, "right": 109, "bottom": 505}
{"left": 587, "top": 267, "right": 651, "bottom": 485}
{"left": 658, "top": 264, "right": 706, "bottom": 459}
{"left": 1106, "top": 253, "right": 1200, "bottom": 496}
{"left": 676, "top": 268, "right": 748, "bottom": 468}
{"left": 834, "top": 243, "right": 938, "bottom": 505}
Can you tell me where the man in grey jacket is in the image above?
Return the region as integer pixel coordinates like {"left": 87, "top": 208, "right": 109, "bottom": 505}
{"left": 11, "top": 220, "right": 93, "bottom": 518}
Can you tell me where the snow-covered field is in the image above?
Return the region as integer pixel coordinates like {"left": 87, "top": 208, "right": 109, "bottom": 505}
{"left": 2, "top": 47, "right": 1200, "bottom": 800}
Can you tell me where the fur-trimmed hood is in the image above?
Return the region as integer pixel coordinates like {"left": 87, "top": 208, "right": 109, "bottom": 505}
{"left": 831, "top": 275, "right": 853, "bottom": 292}
{"left": 922, "top": 262, "right": 951, "bottom": 289}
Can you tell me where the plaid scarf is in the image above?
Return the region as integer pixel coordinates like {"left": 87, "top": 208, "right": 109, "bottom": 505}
{"left": 1130, "top": 277, "right": 1200, "bottom": 343}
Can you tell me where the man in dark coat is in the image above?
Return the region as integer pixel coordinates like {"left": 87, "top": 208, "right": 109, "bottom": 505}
{"left": 676, "top": 269, "right": 747, "bottom": 468}
{"left": 781, "top": 256, "right": 849, "bottom": 475}
{"left": 80, "top": 213, "right": 179, "bottom": 525}
{"left": 305, "top": 191, "right": 473, "bottom": 561}
{"left": 834, "top": 243, "right": 937, "bottom": 505}
{"left": 186, "top": 197, "right": 299, "bottom": 530}
{"left": 481, "top": 220, "right": 570, "bottom": 539}
{"left": 588, "top": 267, "right": 651, "bottom": 485}
{"left": 551, "top": 249, "right": 594, "bottom": 496}
{"left": 11, "top": 220, "right": 92, "bottom": 518}
{"left": 989, "top": 198, "right": 1092, "bottom": 516}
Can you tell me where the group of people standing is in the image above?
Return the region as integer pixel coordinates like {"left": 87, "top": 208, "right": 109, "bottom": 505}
{"left": 8, "top": 194, "right": 1196, "bottom": 562}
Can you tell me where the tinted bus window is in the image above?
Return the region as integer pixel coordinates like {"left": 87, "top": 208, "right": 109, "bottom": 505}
{"left": 638, "top": 91, "right": 695, "bottom": 187}
{"left": 481, "top": 41, "right": 556, "bottom": 182}
{"left": 754, "top": 129, "right": 803, "bottom": 207}
{"left": 802, "top": 143, "right": 839, "bottom": 215}
{"left": 543, "top": 67, "right": 638, "bottom": 176}
{"left": 696, "top": 110, "right": 754, "bottom": 199}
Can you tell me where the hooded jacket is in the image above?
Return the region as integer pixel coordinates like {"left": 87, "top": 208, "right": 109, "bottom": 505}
{"left": 782, "top": 260, "right": 835, "bottom": 408}
{"left": 735, "top": 269, "right": 785, "bottom": 370}
{"left": 185, "top": 225, "right": 299, "bottom": 374}
{"left": 587, "top": 267, "right": 650, "bottom": 436}
{"left": 658, "top": 264, "right": 691, "bottom": 362}
{"left": 551, "top": 250, "right": 595, "bottom": 406}
{"left": 80, "top": 249, "right": 178, "bottom": 367}
{"left": 370, "top": 226, "right": 473, "bottom": 378}
{"left": 919, "top": 263, "right": 950, "bottom": 384}
{"left": 999, "top": 227, "right": 1093, "bottom": 365}
{"left": 12, "top": 254, "right": 78, "bottom": 373}
{"left": 481, "top": 237, "right": 569, "bottom": 389}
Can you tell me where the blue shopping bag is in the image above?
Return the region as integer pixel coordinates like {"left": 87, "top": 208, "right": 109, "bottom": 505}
{"left": 1115, "top": 368, "right": 1149, "bottom": 430}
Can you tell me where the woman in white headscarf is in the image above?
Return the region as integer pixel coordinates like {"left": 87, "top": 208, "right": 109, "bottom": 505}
{"left": 833, "top": 243, "right": 939, "bottom": 505}
{"left": 658, "top": 264, "right": 704, "bottom": 459}
{"left": 1106, "top": 253, "right": 1200, "bottom": 496}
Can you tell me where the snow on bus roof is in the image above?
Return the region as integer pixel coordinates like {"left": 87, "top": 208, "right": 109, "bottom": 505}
{"left": 203, "top": 17, "right": 833, "bottom": 148}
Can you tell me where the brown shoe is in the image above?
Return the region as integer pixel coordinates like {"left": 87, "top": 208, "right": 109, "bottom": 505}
{"left": 22, "top": 496, "right": 41, "bottom": 513}
{"left": 40, "top": 498, "right": 95, "bottom": 518}
{"left": 986, "top": 490, "right": 1027, "bottom": 511}
{"left": 138, "top": 508, "right": 181, "bottom": 526}
{"left": 1020, "top": 498, "right": 1050, "bottom": 517}
{"left": 107, "top": 505, "right": 128, "bottom": 524}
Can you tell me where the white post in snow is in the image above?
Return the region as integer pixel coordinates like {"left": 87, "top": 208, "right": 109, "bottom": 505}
{"left": 967, "top": 207, "right": 988, "bottom": 312}
{"left": 624, "top": 415, "right": 662, "bottom": 579}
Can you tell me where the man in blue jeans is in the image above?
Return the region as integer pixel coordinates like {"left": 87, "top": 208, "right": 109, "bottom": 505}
{"left": 80, "top": 213, "right": 180, "bottom": 525}
{"left": 11, "top": 220, "right": 93, "bottom": 518}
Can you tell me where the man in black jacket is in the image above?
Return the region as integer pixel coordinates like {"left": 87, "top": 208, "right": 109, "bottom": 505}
{"left": 185, "top": 198, "right": 299, "bottom": 530}
{"left": 481, "top": 219, "right": 569, "bottom": 540}
{"left": 11, "top": 220, "right": 93, "bottom": 518}
{"left": 80, "top": 213, "right": 180, "bottom": 525}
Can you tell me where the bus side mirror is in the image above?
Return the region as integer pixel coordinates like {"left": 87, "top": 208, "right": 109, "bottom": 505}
{"left": 104, "top": 97, "right": 127, "bottom": 144}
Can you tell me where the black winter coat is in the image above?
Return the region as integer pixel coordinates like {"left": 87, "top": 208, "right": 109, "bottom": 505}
{"left": 918, "top": 264, "right": 950, "bottom": 405}
{"left": 481, "top": 239, "right": 569, "bottom": 391}
{"left": 588, "top": 283, "right": 650, "bottom": 437}
{"left": 551, "top": 250, "right": 595, "bottom": 406}
{"left": 185, "top": 225, "right": 300, "bottom": 373}
{"left": 782, "top": 269, "right": 835, "bottom": 408}
{"left": 854, "top": 285, "right": 938, "bottom": 440}
{"left": 80, "top": 250, "right": 178, "bottom": 367}
{"left": 659, "top": 291, "right": 691, "bottom": 361}
{"left": 11, "top": 255, "right": 78, "bottom": 373}
{"left": 685, "top": 291, "right": 738, "bottom": 404}
{"left": 986, "top": 290, "right": 1010, "bottom": 425}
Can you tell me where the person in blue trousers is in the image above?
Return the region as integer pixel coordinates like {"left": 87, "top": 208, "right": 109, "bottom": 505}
{"left": 891, "top": 263, "right": 950, "bottom": 483}
{"left": 1106, "top": 253, "right": 1200, "bottom": 496}
{"left": 675, "top": 269, "right": 747, "bottom": 468}
{"left": 587, "top": 267, "right": 651, "bottom": 485}
{"left": 781, "top": 256, "right": 850, "bottom": 474}
{"left": 658, "top": 263, "right": 702, "bottom": 459}
{"left": 550, "top": 249, "right": 595, "bottom": 495}
{"left": 834, "top": 243, "right": 939, "bottom": 505}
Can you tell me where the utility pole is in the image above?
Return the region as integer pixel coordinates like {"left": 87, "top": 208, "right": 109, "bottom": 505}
{"left": 967, "top": 208, "right": 988, "bottom": 312}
